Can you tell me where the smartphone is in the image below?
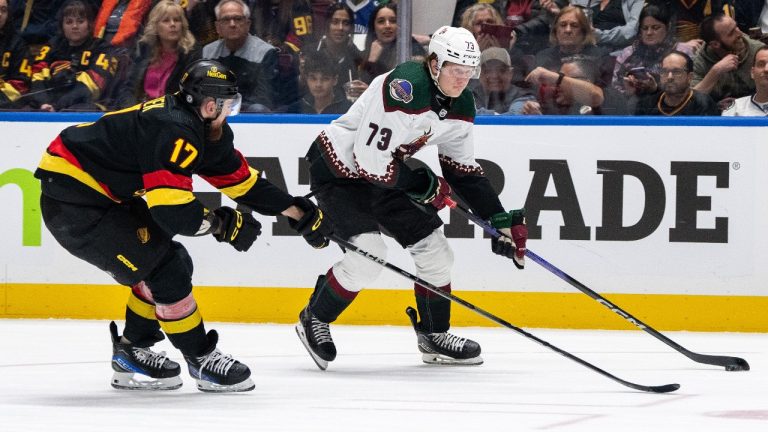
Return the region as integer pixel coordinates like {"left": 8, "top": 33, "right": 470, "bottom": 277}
{"left": 479, "top": 23, "right": 515, "bottom": 47}
{"left": 628, "top": 67, "right": 650, "bottom": 79}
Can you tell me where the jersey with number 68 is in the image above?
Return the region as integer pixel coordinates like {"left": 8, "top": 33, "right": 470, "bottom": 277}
{"left": 35, "top": 94, "right": 293, "bottom": 236}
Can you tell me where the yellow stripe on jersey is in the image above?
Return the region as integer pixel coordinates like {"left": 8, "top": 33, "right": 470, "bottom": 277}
{"left": 159, "top": 309, "right": 202, "bottom": 334}
{"left": 75, "top": 71, "right": 101, "bottom": 98}
{"left": 38, "top": 153, "right": 118, "bottom": 201}
{"left": 145, "top": 188, "right": 196, "bottom": 208}
{"left": 127, "top": 291, "right": 156, "bottom": 320}
{"left": 1, "top": 82, "right": 22, "bottom": 102}
{"left": 219, "top": 166, "right": 259, "bottom": 200}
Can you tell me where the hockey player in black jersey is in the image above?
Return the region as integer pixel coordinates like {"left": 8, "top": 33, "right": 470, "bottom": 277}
{"left": 34, "top": 59, "right": 332, "bottom": 392}
{"left": 296, "top": 26, "right": 528, "bottom": 370}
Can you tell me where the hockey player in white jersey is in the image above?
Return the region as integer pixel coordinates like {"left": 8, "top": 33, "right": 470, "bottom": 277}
{"left": 295, "top": 26, "right": 528, "bottom": 369}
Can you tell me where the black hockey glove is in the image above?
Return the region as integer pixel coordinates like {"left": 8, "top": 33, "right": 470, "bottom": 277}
{"left": 212, "top": 207, "right": 262, "bottom": 252}
{"left": 55, "top": 82, "right": 92, "bottom": 110}
{"left": 288, "top": 197, "right": 333, "bottom": 249}
{"left": 406, "top": 168, "right": 452, "bottom": 210}
{"left": 490, "top": 209, "right": 527, "bottom": 269}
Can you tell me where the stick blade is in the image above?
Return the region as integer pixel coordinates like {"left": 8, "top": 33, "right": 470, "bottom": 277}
{"left": 725, "top": 357, "right": 750, "bottom": 371}
{"left": 648, "top": 383, "right": 681, "bottom": 393}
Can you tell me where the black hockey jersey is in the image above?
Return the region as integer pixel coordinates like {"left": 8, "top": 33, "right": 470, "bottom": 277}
{"left": 35, "top": 94, "right": 294, "bottom": 236}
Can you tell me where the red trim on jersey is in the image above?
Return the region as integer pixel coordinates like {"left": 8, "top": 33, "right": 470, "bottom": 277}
{"left": 445, "top": 113, "right": 475, "bottom": 123}
{"left": 414, "top": 283, "right": 451, "bottom": 298}
{"left": 439, "top": 155, "right": 484, "bottom": 176}
{"left": 47, "top": 136, "right": 120, "bottom": 200}
{"left": 326, "top": 269, "right": 359, "bottom": 301}
{"left": 199, "top": 151, "right": 250, "bottom": 188}
{"left": 143, "top": 170, "right": 193, "bottom": 191}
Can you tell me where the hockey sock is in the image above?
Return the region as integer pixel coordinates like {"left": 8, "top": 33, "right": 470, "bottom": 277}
{"left": 309, "top": 270, "right": 358, "bottom": 323}
{"left": 122, "top": 282, "right": 162, "bottom": 343}
{"left": 156, "top": 293, "right": 208, "bottom": 356}
{"left": 415, "top": 283, "right": 451, "bottom": 333}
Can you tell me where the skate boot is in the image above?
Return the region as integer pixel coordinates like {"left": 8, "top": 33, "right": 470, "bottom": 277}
{"left": 109, "top": 321, "right": 183, "bottom": 390}
{"left": 184, "top": 329, "right": 254, "bottom": 393}
{"left": 406, "top": 307, "right": 483, "bottom": 365}
{"left": 295, "top": 306, "right": 336, "bottom": 370}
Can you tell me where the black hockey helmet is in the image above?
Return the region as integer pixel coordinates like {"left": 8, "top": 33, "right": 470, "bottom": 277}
{"left": 179, "top": 59, "right": 239, "bottom": 107}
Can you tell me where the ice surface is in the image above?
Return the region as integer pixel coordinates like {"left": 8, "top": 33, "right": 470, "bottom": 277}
{"left": 0, "top": 320, "right": 765, "bottom": 431}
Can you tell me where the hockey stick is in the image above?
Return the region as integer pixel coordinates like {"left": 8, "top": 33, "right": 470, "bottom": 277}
{"left": 444, "top": 197, "right": 750, "bottom": 372}
{"left": 327, "top": 232, "right": 679, "bottom": 393}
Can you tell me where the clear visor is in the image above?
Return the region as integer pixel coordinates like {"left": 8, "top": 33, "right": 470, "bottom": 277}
{"left": 440, "top": 63, "right": 480, "bottom": 79}
{"left": 215, "top": 93, "right": 242, "bottom": 117}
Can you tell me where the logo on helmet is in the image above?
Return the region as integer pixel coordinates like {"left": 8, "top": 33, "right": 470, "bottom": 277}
{"left": 389, "top": 79, "right": 414, "bottom": 103}
{"left": 207, "top": 66, "right": 228, "bottom": 80}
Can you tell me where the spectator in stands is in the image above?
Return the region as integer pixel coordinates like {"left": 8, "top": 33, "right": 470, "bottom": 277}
{"left": 473, "top": 47, "right": 535, "bottom": 115}
{"left": 307, "top": 2, "right": 367, "bottom": 100}
{"left": 250, "top": 0, "right": 311, "bottom": 113}
{"left": 0, "top": 0, "right": 29, "bottom": 108}
{"left": 299, "top": 51, "right": 352, "bottom": 114}
{"left": 636, "top": 50, "right": 718, "bottom": 115}
{"left": 534, "top": 6, "right": 610, "bottom": 86}
{"left": 26, "top": 0, "right": 118, "bottom": 112}
{"left": 523, "top": 55, "right": 607, "bottom": 114}
{"left": 570, "top": 0, "right": 643, "bottom": 52}
{"left": 10, "top": 0, "right": 71, "bottom": 46}
{"left": 611, "top": 1, "right": 699, "bottom": 110}
{"left": 360, "top": 3, "right": 426, "bottom": 84}
{"left": 202, "top": 0, "right": 278, "bottom": 112}
{"left": 722, "top": 46, "right": 768, "bottom": 116}
{"left": 506, "top": 0, "right": 567, "bottom": 55}
{"left": 345, "top": 0, "right": 383, "bottom": 35}
{"left": 251, "top": 0, "right": 314, "bottom": 51}
{"left": 183, "top": 0, "right": 219, "bottom": 47}
{"left": 459, "top": 3, "right": 513, "bottom": 52}
{"left": 93, "top": 0, "right": 152, "bottom": 50}
{"left": 692, "top": 14, "right": 766, "bottom": 109}
{"left": 669, "top": 0, "right": 733, "bottom": 42}
{"left": 118, "top": 0, "right": 200, "bottom": 108}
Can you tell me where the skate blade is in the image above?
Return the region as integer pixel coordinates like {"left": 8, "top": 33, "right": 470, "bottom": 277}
{"left": 421, "top": 353, "right": 483, "bottom": 366}
{"left": 111, "top": 372, "right": 183, "bottom": 390}
{"left": 295, "top": 323, "right": 329, "bottom": 371}
{"left": 196, "top": 377, "right": 255, "bottom": 393}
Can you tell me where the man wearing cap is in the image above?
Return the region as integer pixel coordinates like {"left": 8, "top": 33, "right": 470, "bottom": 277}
{"left": 472, "top": 47, "right": 535, "bottom": 114}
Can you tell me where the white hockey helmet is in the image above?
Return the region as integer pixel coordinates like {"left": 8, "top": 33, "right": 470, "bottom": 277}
{"left": 428, "top": 26, "right": 481, "bottom": 80}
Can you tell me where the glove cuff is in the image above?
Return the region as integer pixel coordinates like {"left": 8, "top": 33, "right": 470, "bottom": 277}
{"left": 405, "top": 168, "right": 437, "bottom": 204}
{"left": 490, "top": 209, "right": 525, "bottom": 229}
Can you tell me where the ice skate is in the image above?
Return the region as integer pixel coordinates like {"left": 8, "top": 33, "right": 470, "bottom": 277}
{"left": 406, "top": 307, "right": 483, "bottom": 365}
{"left": 184, "top": 330, "right": 254, "bottom": 393}
{"left": 109, "top": 321, "right": 182, "bottom": 390}
{"left": 295, "top": 306, "right": 336, "bottom": 370}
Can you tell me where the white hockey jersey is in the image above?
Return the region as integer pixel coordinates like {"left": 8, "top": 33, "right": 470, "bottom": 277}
{"left": 722, "top": 95, "right": 768, "bottom": 116}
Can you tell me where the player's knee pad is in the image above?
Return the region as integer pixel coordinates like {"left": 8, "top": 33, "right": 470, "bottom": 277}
{"left": 332, "top": 232, "right": 387, "bottom": 292}
{"left": 408, "top": 229, "right": 453, "bottom": 287}
{"left": 143, "top": 243, "right": 194, "bottom": 305}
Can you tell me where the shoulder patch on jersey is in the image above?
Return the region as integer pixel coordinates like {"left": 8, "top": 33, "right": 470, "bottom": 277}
{"left": 382, "top": 62, "right": 432, "bottom": 114}
{"left": 389, "top": 79, "right": 414, "bottom": 103}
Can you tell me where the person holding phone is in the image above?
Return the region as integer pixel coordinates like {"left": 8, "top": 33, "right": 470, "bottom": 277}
{"left": 611, "top": 1, "right": 697, "bottom": 104}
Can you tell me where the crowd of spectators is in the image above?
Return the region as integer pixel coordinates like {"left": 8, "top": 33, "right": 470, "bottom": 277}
{"left": 1, "top": 0, "right": 767, "bottom": 116}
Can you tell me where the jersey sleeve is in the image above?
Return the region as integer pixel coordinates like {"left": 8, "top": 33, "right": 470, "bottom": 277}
{"left": 197, "top": 123, "right": 294, "bottom": 216}
{"left": 437, "top": 120, "right": 504, "bottom": 219}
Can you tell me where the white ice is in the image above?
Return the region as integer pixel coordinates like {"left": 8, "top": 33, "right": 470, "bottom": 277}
{"left": 0, "top": 319, "right": 765, "bottom": 432}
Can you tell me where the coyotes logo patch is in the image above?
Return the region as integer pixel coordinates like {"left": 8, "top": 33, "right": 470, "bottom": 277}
{"left": 389, "top": 79, "right": 414, "bottom": 103}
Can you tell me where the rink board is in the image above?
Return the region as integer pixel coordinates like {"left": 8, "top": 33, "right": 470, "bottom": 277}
{"left": 1, "top": 114, "right": 767, "bottom": 331}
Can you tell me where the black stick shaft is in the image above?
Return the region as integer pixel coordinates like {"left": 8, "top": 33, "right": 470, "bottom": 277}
{"left": 328, "top": 233, "right": 679, "bottom": 393}
{"left": 445, "top": 198, "right": 749, "bottom": 372}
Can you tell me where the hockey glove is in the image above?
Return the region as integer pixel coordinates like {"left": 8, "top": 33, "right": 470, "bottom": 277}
{"left": 212, "top": 206, "right": 262, "bottom": 252}
{"left": 288, "top": 197, "right": 333, "bottom": 249}
{"left": 407, "top": 168, "right": 452, "bottom": 210}
{"left": 490, "top": 209, "right": 527, "bottom": 269}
